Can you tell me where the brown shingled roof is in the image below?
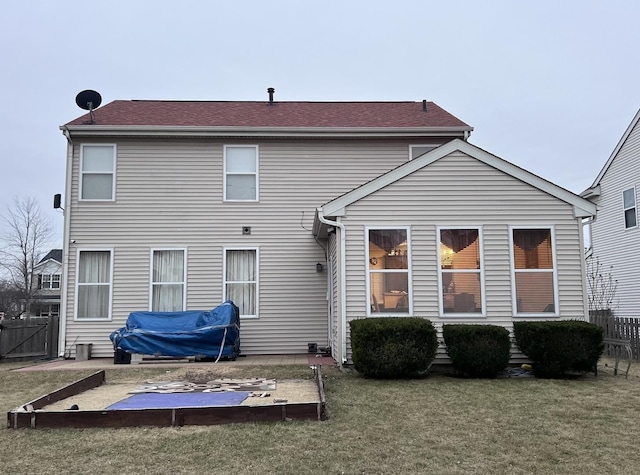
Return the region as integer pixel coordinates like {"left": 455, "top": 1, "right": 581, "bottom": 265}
{"left": 65, "top": 100, "right": 471, "bottom": 129}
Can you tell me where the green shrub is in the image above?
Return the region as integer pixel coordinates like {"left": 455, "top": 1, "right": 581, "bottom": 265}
{"left": 513, "top": 320, "right": 604, "bottom": 378}
{"left": 443, "top": 324, "right": 511, "bottom": 378}
{"left": 349, "top": 317, "right": 438, "bottom": 378}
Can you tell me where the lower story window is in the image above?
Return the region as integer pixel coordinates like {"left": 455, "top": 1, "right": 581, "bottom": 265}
{"left": 151, "top": 249, "right": 186, "bottom": 312}
{"left": 34, "top": 304, "right": 59, "bottom": 317}
{"left": 224, "top": 249, "right": 257, "bottom": 318}
{"left": 76, "top": 250, "right": 112, "bottom": 320}
{"left": 368, "top": 228, "right": 410, "bottom": 315}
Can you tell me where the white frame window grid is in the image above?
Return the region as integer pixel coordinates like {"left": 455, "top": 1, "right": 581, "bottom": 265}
{"left": 437, "top": 226, "right": 486, "bottom": 317}
{"left": 622, "top": 186, "right": 637, "bottom": 229}
{"left": 409, "top": 144, "right": 437, "bottom": 160}
{"left": 39, "top": 273, "right": 61, "bottom": 289}
{"left": 509, "top": 226, "right": 559, "bottom": 317}
{"left": 79, "top": 144, "right": 117, "bottom": 201}
{"left": 223, "top": 145, "right": 259, "bottom": 202}
{"left": 74, "top": 248, "right": 114, "bottom": 321}
{"left": 223, "top": 247, "right": 259, "bottom": 319}
{"left": 365, "top": 226, "right": 412, "bottom": 317}
{"left": 149, "top": 248, "right": 187, "bottom": 312}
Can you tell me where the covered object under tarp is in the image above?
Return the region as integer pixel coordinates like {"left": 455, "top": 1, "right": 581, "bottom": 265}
{"left": 109, "top": 301, "right": 240, "bottom": 359}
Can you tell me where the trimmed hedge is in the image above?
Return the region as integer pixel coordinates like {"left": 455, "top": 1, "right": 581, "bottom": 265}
{"left": 513, "top": 320, "right": 604, "bottom": 378}
{"left": 443, "top": 324, "right": 511, "bottom": 378}
{"left": 349, "top": 317, "right": 438, "bottom": 378}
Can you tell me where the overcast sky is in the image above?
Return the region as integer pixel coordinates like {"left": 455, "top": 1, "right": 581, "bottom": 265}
{"left": 2, "top": 1, "right": 639, "bottom": 248}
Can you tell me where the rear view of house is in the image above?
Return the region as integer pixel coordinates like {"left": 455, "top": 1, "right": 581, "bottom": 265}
{"left": 59, "top": 90, "right": 595, "bottom": 365}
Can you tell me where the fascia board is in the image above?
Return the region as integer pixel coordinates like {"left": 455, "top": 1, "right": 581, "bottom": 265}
{"left": 60, "top": 125, "right": 472, "bottom": 139}
{"left": 588, "top": 108, "right": 640, "bottom": 189}
{"left": 321, "top": 138, "right": 596, "bottom": 218}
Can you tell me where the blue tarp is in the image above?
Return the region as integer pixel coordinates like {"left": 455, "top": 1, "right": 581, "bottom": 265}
{"left": 107, "top": 391, "right": 251, "bottom": 410}
{"left": 109, "top": 300, "right": 240, "bottom": 359}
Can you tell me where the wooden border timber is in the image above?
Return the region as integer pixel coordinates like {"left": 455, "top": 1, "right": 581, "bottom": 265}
{"left": 8, "top": 366, "right": 327, "bottom": 429}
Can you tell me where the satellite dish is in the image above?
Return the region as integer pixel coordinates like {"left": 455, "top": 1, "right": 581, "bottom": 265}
{"left": 75, "top": 90, "right": 102, "bottom": 124}
{"left": 75, "top": 90, "right": 102, "bottom": 110}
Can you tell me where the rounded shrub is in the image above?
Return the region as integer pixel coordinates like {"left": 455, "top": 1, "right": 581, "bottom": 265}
{"left": 349, "top": 317, "right": 438, "bottom": 378}
{"left": 513, "top": 320, "right": 604, "bottom": 378}
{"left": 443, "top": 324, "right": 511, "bottom": 378}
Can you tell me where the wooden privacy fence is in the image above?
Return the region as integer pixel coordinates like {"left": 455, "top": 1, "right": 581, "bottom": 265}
{"left": 590, "top": 312, "right": 640, "bottom": 361}
{"left": 0, "top": 316, "right": 59, "bottom": 362}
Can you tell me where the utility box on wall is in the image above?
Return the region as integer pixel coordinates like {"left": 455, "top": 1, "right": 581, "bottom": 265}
{"left": 76, "top": 343, "right": 92, "bottom": 361}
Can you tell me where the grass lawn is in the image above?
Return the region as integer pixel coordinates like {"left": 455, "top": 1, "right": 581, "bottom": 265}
{"left": 1, "top": 360, "right": 639, "bottom": 474}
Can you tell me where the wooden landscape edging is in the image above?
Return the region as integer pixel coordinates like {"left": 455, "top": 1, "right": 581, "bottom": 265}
{"left": 8, "top": 366, "right": 328, "bottom": 429}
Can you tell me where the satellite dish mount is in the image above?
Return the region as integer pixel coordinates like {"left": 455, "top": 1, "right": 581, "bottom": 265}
{"left": 75, "top": 90, "right": 102, "bottom": 124}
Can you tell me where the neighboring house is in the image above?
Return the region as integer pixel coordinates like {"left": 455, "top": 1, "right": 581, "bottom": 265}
{"left": 581, "top": 108, "right": 640, "bottom": 318}
{"left": 59, "top": 93, "right": 596, "bottom": 364}
{"left": 30, "top": 249, "right": 62, "bottom": 318}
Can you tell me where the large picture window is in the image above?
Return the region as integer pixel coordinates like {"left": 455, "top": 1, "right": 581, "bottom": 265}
{"left": 80, "top": 145, "right": 116, "bottom": 200}
{"left": 439, "top": 228, "right": 483, "bottom": 315}
{"left": 511, "top": 228, "right": 557, "bottom": 314}
{"left": 151, "top": 249, "right": 185, "bottom": 312}
{"left": 76, "top": 250, "right": 112, "bottom": 320}
{"left": 224, "top": 145, "right": 258, "bottom": 201}
{"left": 367, "top": 228, "right": 410, "bottom": 315}
{"left": 224, "top": 249, "right": 257, "bottom": 318}
{"left": 623, "top": 187, "right": 637, "bottom": 229}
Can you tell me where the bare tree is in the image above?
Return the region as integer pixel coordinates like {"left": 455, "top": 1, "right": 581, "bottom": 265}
{"left": 585, "top": 254, "right": 618, "bottom": 315}
{"left": 0, "top": 197, "right": 53, "bottom": 318}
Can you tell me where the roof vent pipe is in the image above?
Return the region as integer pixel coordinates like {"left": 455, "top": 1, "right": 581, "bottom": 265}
{"left": 268, "top": 87, "right": 275, "bottom": 105}
{"left": 422, "top": 100, "right": 427, "bottom": 112}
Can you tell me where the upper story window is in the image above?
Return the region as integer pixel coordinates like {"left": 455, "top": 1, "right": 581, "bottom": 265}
{"left": 151, "top": 249, "right": 186, "bottom": 312}
{"left": 224, "top": 145, "right": 258, "bottom": 201}
{"left": 511, "top": 228, "right": 557, "bottom": 315}
{"left": 224, "top": 248, "right": 258, "bottom": 318}
{"left": 367, "top": 228, "right": 411, "bottom": 315}
{"left": 623, "top": 187, "right": 637, "bottom": 229}
{"left": 409, "top": 144, "right": 437, "bottom": 160}
{"left": 80, "top": 145, "right": 116, "bottom": 201}
{"left": 38, "top": 274, "right": 61, "bottom": 289}
{"left": 439, "top": 228, "right": 483, "bottom": 315}
{"left": 76, "top": 250, "right": 113, "bottom": 320}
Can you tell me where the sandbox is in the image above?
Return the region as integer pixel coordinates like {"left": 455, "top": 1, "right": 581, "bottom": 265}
{"left": 7, "top": 367, "right": 326, "bottom": 429}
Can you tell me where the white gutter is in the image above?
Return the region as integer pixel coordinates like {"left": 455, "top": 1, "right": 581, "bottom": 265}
{"left": 316, "top": 208, "right": 348, "bottom": 364}
{"left": 58, "top": 127, "right": 73, "bottom": 357}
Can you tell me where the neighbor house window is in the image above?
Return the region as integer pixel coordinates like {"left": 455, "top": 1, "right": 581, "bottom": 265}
{"left": 34, "top": 304, "right": 59, "bottom": 318}
{"left": 511, "top": 228, "right": 557, "bottom": 314}
{"left": 439, "top": 228, "right": 483, "bottom": 315}
{"left": 623, "top": 187, "right": 637, "bottom": 228}
{"left": 80, "top": 145, "right": 116, "bottom": 200}
{"left": 76, "top": 250, "right": 112, "bottom": 320}
{"left": 151, "top": 249, "right": 186, "bottom": 312}
{"left": 367, "top": 228, "right": 410, "bottom": 315}
{"left": 409, "top": 144, "right": 437, "bottom": 160}
{"left": 224, "top": 145, "right": 258, "bottom": 201}
{"left": 38, "top": 274, "right": 61, "bottom": 289}
{"left": 224, "top": 249, "right": 258, "bottom": 318}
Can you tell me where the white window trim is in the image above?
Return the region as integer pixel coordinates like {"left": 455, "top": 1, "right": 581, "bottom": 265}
{"left": 437, "top": 226, "right": 486, "bottom": 317}
{"left": 39, "top": 273, "right": 60, "bottom": 289}
{"left": 509, "top": 226, "right": 559, "bottom": 317}
{"left": 622, "top": 186, "right": 637, "bottom": 230}
{"left": 79, "top": 144, "right": 117, "bottom": 202}
{"left": 148, "top": 248, "right": 188, "bottom": 311}
{"left": 223, "top": 145, "right": 259, "bottom": 202}
{"left": 223, "top": 247, "right": 259, "bottom": 319}
{"left": 409, "top": 144, "right": 437, "bottom": 160}
{"left": 74, "top": 248, "right": 114, "bottom": 321}
{"left": 365, "top": 226, "right": 412, "bottom": 317}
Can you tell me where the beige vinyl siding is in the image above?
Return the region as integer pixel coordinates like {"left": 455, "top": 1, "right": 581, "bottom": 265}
{"left": 590, "top": 119, "right": 640, "bottom": 317}
{"left": 340, "top": 151, "right": 587, "bottom": 363}
{"left": 64, "top": 138, "right": 448, "bottom": 357}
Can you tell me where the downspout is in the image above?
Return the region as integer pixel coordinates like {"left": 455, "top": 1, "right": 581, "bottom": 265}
{"left": 316, "top": 208, "right": 347, "bottom": 364}
{"left": 58, "top": 127, "right": 73, "bottom": 357}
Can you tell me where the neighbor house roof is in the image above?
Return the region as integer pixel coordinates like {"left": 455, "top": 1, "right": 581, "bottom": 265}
{"left": 37, "top": 249, "right": 62, "bottom": 265}
{"left": 581, "top": 107, "right": 640, "bottom": 199}
{"left": 63, "top": 100, "right": 472, "bottom": 133}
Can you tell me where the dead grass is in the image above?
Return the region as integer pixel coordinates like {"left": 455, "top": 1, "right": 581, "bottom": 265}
{"left": 1, "top": 360, "right": 639, "bottom": 474}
